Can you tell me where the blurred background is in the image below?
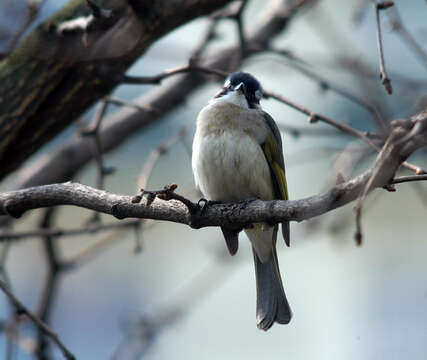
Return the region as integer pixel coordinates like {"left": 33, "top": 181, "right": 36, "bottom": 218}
{"left": 1, "top": 0, "right": 427, "bottom": 359}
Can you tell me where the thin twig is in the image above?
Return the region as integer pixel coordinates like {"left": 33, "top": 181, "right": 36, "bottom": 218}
{"left": 264, "top": 90, "right": 426, "bottom": 174}
{"left": 263, "top": 49, "right": 388, "bottom": 132}
{"left": 263, "top": 90, "right": 380, "bottom": 147}
{"left": 391, "top": 174, "right": 427, "bottom": 184}
{"left": 0, "top": 280, "right": 75, "bottom": 360}
{"left": 0, "top": 237, "right": 14, "bottom": 358}
{"left": 372, "top": 0, "right": 394, "bottom": 94}
{"left": 103, "top": 96, "right": 157, "bottom": 113}
{"left": 137, "top": 128, "right": 186, "bottom": 189}
{"left": 235, "top": 0, "right": 248, "bottom": 55}
{"left": 81, "top": 101, "right": 111, "bottom": 191}
{"left": 333, "top": 55, "right": 427, "bottom": 92}
{"left": 120, "top": 64, "right": 227, "bottom": 85}
{"left": 189, "top": 18, "right": 219, "bottom": 64}
{"left": 0, "top": 220, "right": 140, "bottom": 241}
{"left": 81, "top": 100, "right": 116, "bottom": 222}
{"left": 36, "top": 207, "right": 62, "bottom": 359}
{"left": 221, "top": 0, "right": 249, "bottom": 66}
{"left": 278, "top": 123, "right": 348, "bottom": 138}
{"left": 190, "top": 0, "right": 250, "bottom": 65}
{"left": 133, "top": 128, "right": 186, "bottom": 252}
{"left": 354, "top": 204, "right": 363, "bottom": 245}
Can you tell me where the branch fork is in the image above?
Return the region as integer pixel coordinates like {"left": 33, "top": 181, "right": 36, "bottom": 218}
{"left": 130, "top": 184, "right": 204, "bottom": 228}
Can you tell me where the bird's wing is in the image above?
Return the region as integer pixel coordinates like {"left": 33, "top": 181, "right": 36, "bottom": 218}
{"left": 261, "top": 111, "right": 290, "bottom": 246}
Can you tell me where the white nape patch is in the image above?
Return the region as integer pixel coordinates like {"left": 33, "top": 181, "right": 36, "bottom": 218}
{"left": 209, "top": 90, "right": 249, "bottom": 109}
{"left": 56, "top": 15, "right": 95, "bottom": 35}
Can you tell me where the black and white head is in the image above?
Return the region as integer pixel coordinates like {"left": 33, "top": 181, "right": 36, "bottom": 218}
{"left": 213, "top": 72, "right": 263, "bottom": 109}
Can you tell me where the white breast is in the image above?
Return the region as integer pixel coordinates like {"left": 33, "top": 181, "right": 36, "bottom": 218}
{"left": 192, "top": 103, "right": 274, "bottom": 202}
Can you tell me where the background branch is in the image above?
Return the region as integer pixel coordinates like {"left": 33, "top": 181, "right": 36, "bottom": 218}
{"left": 0, "top": 280, "right": 75, "bottom": 360}
{"left": 371, "top": 0, "right": 394, "bottom": 94}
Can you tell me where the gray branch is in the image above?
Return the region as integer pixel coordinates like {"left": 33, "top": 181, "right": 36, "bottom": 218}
{"left": 1, "top": 108, "right": 425, "bottom": 233}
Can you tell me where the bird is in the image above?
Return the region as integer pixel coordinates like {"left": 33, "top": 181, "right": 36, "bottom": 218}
{"left": 192, "top": 71, "right": 292, "bottom": 330}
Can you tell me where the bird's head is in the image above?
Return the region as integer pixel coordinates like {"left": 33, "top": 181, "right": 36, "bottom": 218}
{"left": 213, "top": 71, "right": 263, "bottom": 109}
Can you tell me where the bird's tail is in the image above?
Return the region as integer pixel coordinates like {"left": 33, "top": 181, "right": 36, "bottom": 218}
{"left": 253, "top": 247, "right": 292, "bottom": 330}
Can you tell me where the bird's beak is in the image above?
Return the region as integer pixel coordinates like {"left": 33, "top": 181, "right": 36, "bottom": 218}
{"left": 234, "top": 82, "right": 245, "bottom": 93}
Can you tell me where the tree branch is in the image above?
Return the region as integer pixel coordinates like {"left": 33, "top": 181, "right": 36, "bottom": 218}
{"left": 263, "top": 90, "right": 426, "bottom": 175}
{"left": 372, "top": 0, "right": 394, "bottom": 94}
{"left": 0, "top": 219, "right": 140, "bottom": 241}
{"left": 0, "top": 0, "right": 233, "bottom": 180}
{"left": 391, "top": 174, "right": 427, "bottom": 184}
{"left": 0, "top": 280, "right": 75, "bottom": 360}
{"left": 1, "top": 108, "right": 425, "bottom": 233}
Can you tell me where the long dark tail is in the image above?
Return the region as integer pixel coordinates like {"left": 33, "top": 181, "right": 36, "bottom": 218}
{"left": 253, "top": 248, "right": 292, "bottom": 330}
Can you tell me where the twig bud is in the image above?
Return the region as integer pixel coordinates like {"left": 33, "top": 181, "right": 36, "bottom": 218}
{"left": 308, "top": 112, "right": 318, "bottom": 123}
{"left": 377, "top": 1, "right": 394, "bottom": 10}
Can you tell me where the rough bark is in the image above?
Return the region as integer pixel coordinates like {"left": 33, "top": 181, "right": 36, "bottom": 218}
{"left": 0, "top": 0, "right": 232, "bottom": 180}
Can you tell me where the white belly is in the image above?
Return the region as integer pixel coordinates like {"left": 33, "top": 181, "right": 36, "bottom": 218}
{"left": 192, "top": 130, "right": 274, "bottom": 202}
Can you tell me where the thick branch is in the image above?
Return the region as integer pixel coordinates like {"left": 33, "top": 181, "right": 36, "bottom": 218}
{"left": 0, "top": 0, "right": 232, "bottom": 180}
